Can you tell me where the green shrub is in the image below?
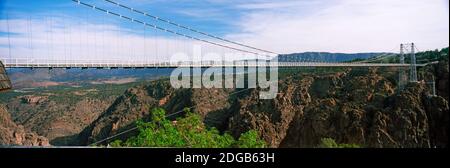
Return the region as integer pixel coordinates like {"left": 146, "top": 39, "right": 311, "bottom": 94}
{"left": 111, "top": 108, "right": 266, "bottom": 148}
{"left": 236, "top": 130, "right": 267, "bottom": 148}
{"left": 318, "top": 138, "right": 361, "bottom": 148}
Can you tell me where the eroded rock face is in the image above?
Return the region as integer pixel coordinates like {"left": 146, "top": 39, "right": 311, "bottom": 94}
{"left": 78, "top": 80, "right": 175, "bottom": 145}
{"left": 20, "top": 95, "right": 48, "bottom": 105}
{"left": 420, "top": 58, "right": 449, "bottom": 101}
{"left": 228, "top": 68, "right": 448, "bottom": 148}
{"left": 346, "top": 83, "right": 431, "bottom": 148}
{"left": 78, "top": 80, "right": 234, "bottom": 145}
{"left": 0, "top": 104, "right": 49, "bottom": 146}
{"left": 228, "top": 69, "right": 394, "bottom": 147}
{"left": 76, "top": 66, "right": 448, "bottom": 148}
{"left": 280, "top": 81, "right": 446, "bottom": 148}
{"left": 424, "top": 96, "right": 449, "bottom": 147}
{"left": 228, "top": 77, "right": 313, "bottom": 147}
{"left": 436, "top": 59, "right": 449, "bottom": 100}
{"left": 7, "top": 96, "right": 113, "bottom": 146}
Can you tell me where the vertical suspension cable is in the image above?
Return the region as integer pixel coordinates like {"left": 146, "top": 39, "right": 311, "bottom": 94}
{"left": 155, "top": 25, "right": 159, "bottom": 67}
{"left": 68, "top": 15, "right": 72, "bottom": 65}
{"left": 131, "top": 28, "right": 134, "bottom": 66}
{"left": 29, "top": 16, "right": 34, "bottom": 65}
{"left": 116, "top": 21, "right": 120, "bottom": 66}
{"left": 114, "top": 19, "right": 118, "bottom": 65}
{"left": 165, "top": 33, "right": 169, "bottom": 66}
{"left": 27, "top": 16, "right": 31, "bottom": 66}
{"left": 46, "top": 17, "right": 50, "bottom": 66}
{"left": 130, "top": 26, "right": 134, "bottom": 65}
{"left": 144, "top": 22, "right": 147, "bottom": 66}
{"left": 78, "top": 11, "right": 82, "bottom": 65}
{"left": 93, "top": 7, "right": 98, "bottom": 65}
{"left": 120, "top": 25, "right": 124, "bottom": 66}
{"left": 63, "top": 15, "right": 67, "bottom": 66}
{"left": 184, "top": 35, "right": 188, "bottom": 65}
{"left": 6, "top": 13, "right": 12, "bottom": 65}
{"left": 126, "top": 26, "right": 131, "bottom": 65}
{"left": 220, "top": 44, "right": 224, "bottom": 69}
{"left": 84, "top": 7, "right": 89, "bottom": 64}
{"left": 50, "top": 15, "right": 54, "bottom": 66}
{"left": 101, "top": 10, "right": 105, "bottom": 66}
{"left": 174, "top": 31, "right": 178, "bottom": 66}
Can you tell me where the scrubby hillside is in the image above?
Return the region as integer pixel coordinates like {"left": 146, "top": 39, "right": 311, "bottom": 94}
{"left": 1, "top": 83, "right": 132, "bottom": 145}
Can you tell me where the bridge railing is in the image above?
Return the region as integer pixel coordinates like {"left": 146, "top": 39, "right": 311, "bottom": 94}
{"left": 0, "top": 57, "right": 421, "bottom": 68}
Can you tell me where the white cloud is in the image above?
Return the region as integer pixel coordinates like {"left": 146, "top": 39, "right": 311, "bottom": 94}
{"left": 227, "top": 0, "right": 449, "bottom": 53}
{"left": 0, "top": 17, "right": 257, "bottom": 63}
{"left": 236, "top": 0, "right": 323, "bottom": 10}
{"left": 1, "top": 0, "right": 448, "bottom": 64}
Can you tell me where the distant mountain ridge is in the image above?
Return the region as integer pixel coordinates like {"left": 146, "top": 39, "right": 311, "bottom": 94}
{"left": 276, "top": 52, "right": 390, "bottom": 62}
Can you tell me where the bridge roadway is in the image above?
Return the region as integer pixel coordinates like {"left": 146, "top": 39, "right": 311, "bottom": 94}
{"left": 1, "top": 59, "right": 428, "bottom": 69}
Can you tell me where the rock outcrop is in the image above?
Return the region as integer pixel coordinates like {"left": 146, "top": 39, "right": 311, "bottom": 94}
{"left": 7, "top": 96, "right": 113, "bottom": 146}
{"left": 290, "top": 81, "right": 448, "bottom": 148}
{"left": 420, "top": 58, "right": 449, "bottom": 100}
{"left": 78, "top": 80, "right": 234, "bottom": 145}
{"left": 228, "top": 76, "right": 313, "bottom": 147}
{"left": 78, "top": 80, "right": 175, "bottom": 145}
{"left": 0, "top": 104, "right": 49, "bottom": 146}
{"left": 424, "top": 95, "right": 449, "bottom": 147}
{"left": 228, "top": 68, "right": 448, "bottom": 148}
{"left": 0, "top": 61, "right": 11, "bottom": 92}
{"left": 75, "top": 66, "right": 448, "bottom": 148}
{"left": 20, "top": 95, "right": 48, "bottom": 105}
{"left": 435, "top": 59, "right": 449, "bottom": 100}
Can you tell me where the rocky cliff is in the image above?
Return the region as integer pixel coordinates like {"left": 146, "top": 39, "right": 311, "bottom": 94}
{"left": 280, "top": 82, "right": 447, "bottom": 148}
{"left": 78, "top": 80, "right": 234, "bottom": 145}
{"left": 229, "top": 68, "right": 448, "bottom": 148}
{"left": 0, "top": 104, "right": 49, "bottom": 146}
{"left": 6, "top": 95, "right": 114, "bottom": 145}
{"left": 77, "top": 66, "right": 448, "bottom": 148}
{"left": 0, "top": 61, "right": 11, "bottom": 92}
{"left": 431, "top": 58, "right": 448, "bottom": 100}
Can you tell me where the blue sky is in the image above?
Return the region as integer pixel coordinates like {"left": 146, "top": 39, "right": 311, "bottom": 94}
{"left": 0, "top": 0, "right": 246, "bottom": 38}
{"left": 0, "top": 0, "right": 449, "bottom": 62}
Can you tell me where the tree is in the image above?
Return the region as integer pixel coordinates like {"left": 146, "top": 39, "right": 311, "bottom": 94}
{"left": 111, "top": 108, "right": 266, "bottom": 148}
{"left": 236, "top": 130, "right": 266, "bottom": 148}
{"left": 318, "top": 138, "right": 361, "bottom": 148}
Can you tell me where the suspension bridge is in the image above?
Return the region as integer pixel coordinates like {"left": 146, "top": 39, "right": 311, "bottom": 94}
{"left": 0, "top": 0, "right": 440, "bottom": 146}
{"left": 0, "top": 0, "right": 429, "bottom": 69}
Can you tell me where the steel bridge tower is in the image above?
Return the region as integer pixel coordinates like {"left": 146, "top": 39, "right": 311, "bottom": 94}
{"left": 399, "top": 44, "right": 407, "bottom": 90}
{"left": 409, "top": 43, "right": 418, "bottom": 82}
{"left": 398, "top": 43, "right": 418, "bottom": 90}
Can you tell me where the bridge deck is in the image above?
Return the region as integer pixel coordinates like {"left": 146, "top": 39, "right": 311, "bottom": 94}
{"left": 2, "top": 62, "right": 421, "bottom": 68}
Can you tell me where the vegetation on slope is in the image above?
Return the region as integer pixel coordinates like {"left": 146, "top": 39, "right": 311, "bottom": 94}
{"left": 110, "top": 108, "right": 266, "bottom": 148}
{"left": 318, "top": 138, "right": 361, "bottom": 148}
